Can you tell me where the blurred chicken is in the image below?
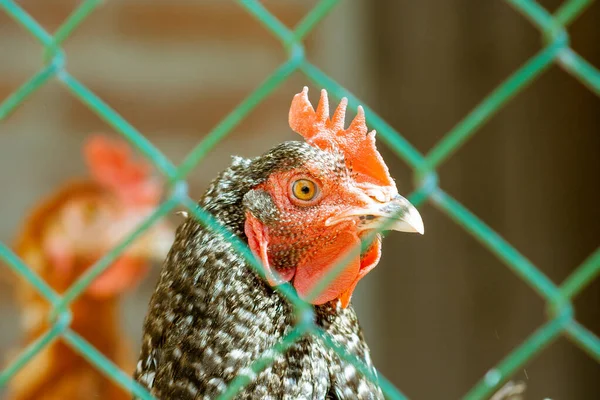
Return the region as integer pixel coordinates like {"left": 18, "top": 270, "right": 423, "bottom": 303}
{"left": 5, "top": 135, "right": 174, "bottom": 400}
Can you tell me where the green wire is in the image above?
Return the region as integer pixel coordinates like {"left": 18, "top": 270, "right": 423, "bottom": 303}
{"left": 0, "top": 0, "right": 599, "bottom": 398}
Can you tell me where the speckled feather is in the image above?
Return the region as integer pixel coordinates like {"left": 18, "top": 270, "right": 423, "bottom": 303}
{"left": 133, "top": 142, "right": 384, "bottom": 399}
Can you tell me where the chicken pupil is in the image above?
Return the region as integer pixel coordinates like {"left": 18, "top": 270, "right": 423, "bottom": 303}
{"left": 300, "top": 185, "right": 310, "bottom": 194}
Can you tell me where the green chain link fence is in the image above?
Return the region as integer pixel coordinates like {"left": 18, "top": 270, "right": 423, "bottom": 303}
{"left": 0, "top": 0, "right": 599, "bottom": 399}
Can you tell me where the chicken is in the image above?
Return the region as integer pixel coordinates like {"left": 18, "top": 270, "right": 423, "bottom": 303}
{"left": 133, "top": 87, "right": 424, "bottom": 399}
{"left": 5, "top": 134, "right": 174, "bottom": 400}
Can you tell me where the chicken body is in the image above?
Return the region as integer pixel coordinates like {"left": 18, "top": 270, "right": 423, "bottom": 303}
{"left": 134, "top": 148, "right": 383, "bottom": 399}
{"left": 134, "top": 88, "right": 424, "bottom": 399}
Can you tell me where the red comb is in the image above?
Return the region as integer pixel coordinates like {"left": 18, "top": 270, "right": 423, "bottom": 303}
{"left": 289, "top": 87, "right": 395, "bottom": 190}
{"left": 83, "top": 135, "right": 162, "bottom": 206}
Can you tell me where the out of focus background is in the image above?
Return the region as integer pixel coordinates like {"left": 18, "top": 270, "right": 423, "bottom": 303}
{"left": 1, "top": 1, "right": 599, "bottom": 399}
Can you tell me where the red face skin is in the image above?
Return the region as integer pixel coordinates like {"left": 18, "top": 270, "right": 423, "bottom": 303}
{"left": 244, "top": 87, "right": 424, "bottom": 307}
{"left": 244, "top": 163, "right": 387, "bottom": 308}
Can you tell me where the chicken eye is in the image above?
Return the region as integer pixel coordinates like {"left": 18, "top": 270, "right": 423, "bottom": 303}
{"left": 291, "top": 179, "right": 318, "bottom": 202}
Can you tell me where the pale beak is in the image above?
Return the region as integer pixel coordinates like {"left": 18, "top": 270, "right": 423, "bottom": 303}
{"left": 326, "top": 194, "right": 424, "bottom": 235}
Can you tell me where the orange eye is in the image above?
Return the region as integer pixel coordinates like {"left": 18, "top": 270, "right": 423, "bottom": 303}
{"left": 291, "top": 179, "right": 318, "bottom": 202}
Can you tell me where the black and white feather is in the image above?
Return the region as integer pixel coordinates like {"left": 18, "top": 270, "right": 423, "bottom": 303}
{"left": 133, "top": 142, "right": 383, "bottom": 399}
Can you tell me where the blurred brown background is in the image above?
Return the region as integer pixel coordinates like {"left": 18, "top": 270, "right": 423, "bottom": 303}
{"left": 1, "top": 0, "right": 599, "bottom": 399}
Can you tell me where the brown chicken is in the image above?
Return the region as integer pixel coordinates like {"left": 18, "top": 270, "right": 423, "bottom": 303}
{"left": 5, "top": 134, "right": 174, "bottom": 400}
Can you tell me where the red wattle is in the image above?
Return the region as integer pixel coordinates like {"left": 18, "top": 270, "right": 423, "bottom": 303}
{"left": 338, "top": 238, "right": 381, "bottom": 308}
{"left": 293, "top": 231, "right": 361, "bottom": 305}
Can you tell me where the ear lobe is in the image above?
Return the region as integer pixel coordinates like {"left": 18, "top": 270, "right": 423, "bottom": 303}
{"left": 242, "top": 189, "right": 279, "bottom": 226}
{"left": 244, "top": 212, "right": 289, "bottom": 286}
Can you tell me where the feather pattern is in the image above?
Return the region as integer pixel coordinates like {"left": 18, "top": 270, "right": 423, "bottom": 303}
{"left": 133, "top": 143, "right": 384, "bottom": 399}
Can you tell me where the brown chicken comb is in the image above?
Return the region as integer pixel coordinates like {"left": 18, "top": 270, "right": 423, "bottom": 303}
{"left": 289, "top": 87, "right": 395, "bottom": 190}
{"left": 83, "top": 134, "right": 162, "bottom": 206}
